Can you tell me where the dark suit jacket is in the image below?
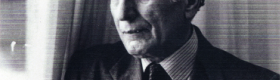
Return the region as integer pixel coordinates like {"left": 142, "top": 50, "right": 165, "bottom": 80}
{"left": 64, "top": 26, "right": 280, "bottom": 80}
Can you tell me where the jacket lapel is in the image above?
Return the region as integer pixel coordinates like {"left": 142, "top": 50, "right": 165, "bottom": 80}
{"left": 109, "top": 53, "right": 142, "bottom": 80}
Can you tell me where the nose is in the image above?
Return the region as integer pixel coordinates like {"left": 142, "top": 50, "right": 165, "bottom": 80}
{"left": 115, "top": 0, "right": 137, "bottom": 21}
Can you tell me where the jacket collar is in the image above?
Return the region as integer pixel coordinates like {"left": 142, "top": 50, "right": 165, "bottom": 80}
{"left": 108, "top": 25, "right": 224, "bottom": 80}
{"left": 193, "top": 25, "right": 224, "bottom": 80}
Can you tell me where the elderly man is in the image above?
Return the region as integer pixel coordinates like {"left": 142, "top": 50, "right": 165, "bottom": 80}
{"left": 64, "top": 0, "right": 279, "bottom": 80}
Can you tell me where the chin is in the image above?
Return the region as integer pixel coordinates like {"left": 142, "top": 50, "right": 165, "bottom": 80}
{"left": 130, "top": 54, "right": 145, "bottom": 58}
{"left": 124, "top": 44, "right": 150, "bottom": 58}
{"left": 126, "top": 47, "right": 146, "bottom": 55}
{"left": 120, "top": 34, "right": 158, "bottom": 58}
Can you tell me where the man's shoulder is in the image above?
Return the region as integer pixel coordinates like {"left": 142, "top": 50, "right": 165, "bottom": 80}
{"left": 210, "top": 47, "right": 279, "bottom": 79}
{"left": 193, "top": 25, "right": 279, "bottom": 79}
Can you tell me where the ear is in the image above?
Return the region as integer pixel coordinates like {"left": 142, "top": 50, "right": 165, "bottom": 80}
{"left": 184, "top": 0, "right": 201, "bottom": 11}
{"left": 183, "top": 0, "right": 201, "bottom": 19}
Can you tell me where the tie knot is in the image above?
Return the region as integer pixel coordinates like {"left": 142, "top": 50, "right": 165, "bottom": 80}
{"left": 143, "top": 62, "right": 171, "bottom": 80}
{"left": 149, "top": 62, "right": 161, "bottom": 71}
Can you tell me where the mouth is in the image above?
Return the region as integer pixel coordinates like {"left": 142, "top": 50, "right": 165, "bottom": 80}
{"left": 123, "top": 28, "right": 150, "bottom": 34}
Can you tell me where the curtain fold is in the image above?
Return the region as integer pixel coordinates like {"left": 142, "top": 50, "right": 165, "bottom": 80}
{"left": 54, "top": 0, "right": 76, "bottom": 80}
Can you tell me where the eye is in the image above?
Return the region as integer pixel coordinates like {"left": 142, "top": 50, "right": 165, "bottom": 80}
{"left": 135, "top": 0, "right": 150, "bottom": 4}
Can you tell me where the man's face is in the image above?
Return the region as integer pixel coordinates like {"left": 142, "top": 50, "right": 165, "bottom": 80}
{"left": 110, "top": 0, "right": 189, "bottom": 58}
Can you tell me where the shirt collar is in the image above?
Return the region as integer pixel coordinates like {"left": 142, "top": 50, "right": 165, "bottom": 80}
{"left": 141, "top": 28, "right": 198, "bottom": 80}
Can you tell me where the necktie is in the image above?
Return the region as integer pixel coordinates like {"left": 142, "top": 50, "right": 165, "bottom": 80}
{"left": 143, "top": 62, "right": 172, "bottom": 80}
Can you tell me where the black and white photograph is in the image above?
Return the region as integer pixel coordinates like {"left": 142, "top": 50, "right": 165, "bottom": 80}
{"left": 0, "top": 0, "right": 280, "bottom": 80}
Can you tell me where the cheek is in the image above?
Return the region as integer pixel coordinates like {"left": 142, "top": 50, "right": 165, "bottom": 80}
{"left": 138, "top": 9, "right": 169, "bottom": 44}
{"left": 138, "top": 3, "right": 174, "bottom": 26}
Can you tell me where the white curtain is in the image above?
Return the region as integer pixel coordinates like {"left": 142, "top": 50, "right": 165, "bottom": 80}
{"left": 0, "top": 0, "right": 79, "bottom": 80}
